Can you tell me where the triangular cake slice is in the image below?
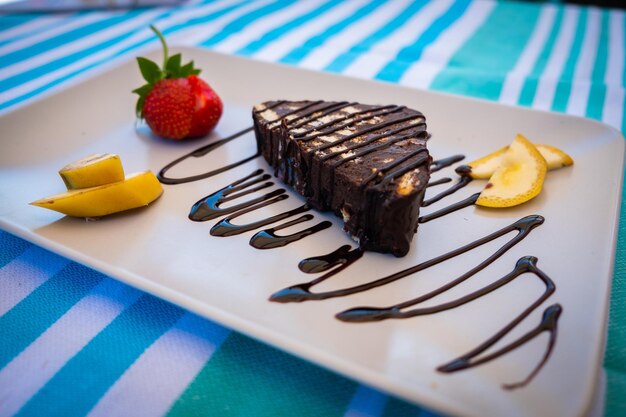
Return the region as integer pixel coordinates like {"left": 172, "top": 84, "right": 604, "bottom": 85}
{"left": 252, "top": 100, "right": 430, "bottom": 257}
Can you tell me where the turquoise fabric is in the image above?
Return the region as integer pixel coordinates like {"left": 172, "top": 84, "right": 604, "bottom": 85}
{"left": 0, "top": 0, "right": 624, "bottom": 416}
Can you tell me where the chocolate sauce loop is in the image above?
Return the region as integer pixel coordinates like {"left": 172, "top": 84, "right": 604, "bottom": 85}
{"left": 336, "top": 255, "right": 555, "bottom": 322}
{"left": 271, "top": 215, "right": 544, "bottom": 303}
{"left": 438, "top": 303, "right": 562, "bottom": 391}
{"left": 189, "top": 170, "right": 285, "bottom": 222}
{"left": 158, "top": 127, "right": 259, "bottom": 185}
{"left": 250, "top": 215, "right": 332, "bottom": 250}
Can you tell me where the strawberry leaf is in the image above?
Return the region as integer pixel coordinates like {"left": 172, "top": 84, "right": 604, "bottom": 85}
{"left": 137, "top": 57, "right": 163, "bottom": 84}
{"left": 165, "top": 53, "right": 181, "bottom": 77}
{"left": 132, "top": 83, "right": 153, "bottom": 118}
{"left": 179, "top": 60, "right": 202, "bottom": 77}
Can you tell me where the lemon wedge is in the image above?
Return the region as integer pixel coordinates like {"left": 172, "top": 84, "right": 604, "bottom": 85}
{"left": 476, "top": 134, "right": 547, "bottom": 208}
{"left": 458, "top": 141, "right": 573, "bottom": 179}
{"left": 59, "top": 154, "right": 125, "bottom": 190}
{"left": 535, "top": 144, "right": 574, "bottom": 170}
{"left": 31, "top": 171, "right": 163, "bottom": 217}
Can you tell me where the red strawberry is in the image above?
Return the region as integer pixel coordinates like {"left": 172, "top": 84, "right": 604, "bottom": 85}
{"left": 134, "top": 26, "right": 222, "bottom": 140}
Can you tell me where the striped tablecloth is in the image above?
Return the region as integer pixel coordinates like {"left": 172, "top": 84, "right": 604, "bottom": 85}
{"left": 1, "top": 1, "right": 625, "bottom": 416}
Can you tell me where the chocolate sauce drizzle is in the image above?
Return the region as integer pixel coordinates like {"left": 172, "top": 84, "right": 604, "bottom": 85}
{"left": 250, "top": 215, "right": 332, "bottom": 249}
{"left": 270, "top": 215, "right": 544, "bottom": 303}
{"left": 298, "top": 244, "right": 364, "bottom": 274}
{"left": 439, "top": 303, "right": 562, "bottom": 390}
{"left": 188, "top": 169, "right": 284, "bottom": 222}
{"left": 422, "top": 175, "right": 473, "bottom": 207}
{"left": 158, "top": 127, "right": 258, "bottom": 185}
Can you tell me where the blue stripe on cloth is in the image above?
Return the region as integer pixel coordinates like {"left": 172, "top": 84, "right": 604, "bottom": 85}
{"left": 0, "top": 10, "right": 133, "bottom": 66}
{"left": 14, "top": 295, "right": 185, "bottom": 417}
{"left": 0, "top": 14, "right": 41, "bottom": 32}
{"left": 0, "top": 231, "right": 32, "bottom": 268}
{"left": 324, "top": 0, "right": 428, "bottom": 73}
{"left": 0, "top": 263, "right": 104, "bottom": 369}
{"left": 160, "top": 0, "right": 250, "bottom": 34}
{"left": 375, "top": 0, "right": 471, "bottom": 83}
{"left": 0, "top": 0, "right": 242, "bottom": 111}
{"left": 236, "top": 0, "right": 341, "bottom": 56}
{"left": 199, "top": 0, "right": 298, "bottom": 48}
{"left": 278, "top": 0, "right": 387, "bottom": 65}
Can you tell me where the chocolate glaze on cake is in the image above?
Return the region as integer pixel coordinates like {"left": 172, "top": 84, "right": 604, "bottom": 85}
{"left": 252, "top": 100, "right": 430, "bottom": 256}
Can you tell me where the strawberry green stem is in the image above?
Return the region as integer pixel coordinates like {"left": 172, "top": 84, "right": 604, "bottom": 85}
{"left": 150, "top": 24, "right": 168, "bottom": 70}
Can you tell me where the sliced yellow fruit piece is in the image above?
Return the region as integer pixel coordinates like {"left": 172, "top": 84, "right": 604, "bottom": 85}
{"left": 535, "top": 144, "right": 574, "bottom": 170}
{"left": 458, "top": 142, "right": 573, "bottom": 179}
{"left": 31, "top": 171, "right": 163, "bottom": 218}
{"left": 456, "top": 146, "right": 508, "bottom": 179}
{"left": 59, "top": 153, "right": 125, "bottom": 190}
{"left": 476, "top": 134, "right": 547, "bottom": 208}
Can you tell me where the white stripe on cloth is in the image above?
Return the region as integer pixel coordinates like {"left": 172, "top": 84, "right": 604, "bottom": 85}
{"left": 399, "top": 0, "right": 496, "bottom": 89}
{"left": 250, "top": 0, "right": 370, "bottom": 62}
{"left": 0, "top": 13, "right": 119, "bottom": 57}
{"left": 0, "top": 16, "right": 63, "bottom": 43}
{"left": 0, "top": 8, "right": 166, "bottom": 82}
{"left": 566, "top": 7, "right": 602, "bottom": 116}
{"left": 170, "top": 0, "right": 274, "bottom": 47}
{"left": 86, "top": 313, "right": 230, "bottom": 417}
{"left": 212, "top": 0, "right": 326, "bottom": 54}
{"left": 532, "top": 5, "right": 580, "bottom": 110}
{"left": 343, "top": 385, "right": 388, "bottom": 417}
{"left": 602, "top": 10, "right": 625, "bottom": 129}
{"left": 0, "top": 0, "right": 246, "bottom": 108}
{"left": 0, "top": 279, "right": 140, "bottom": 417}
{"left": 298, "top": 0, "right": 412, "bottom": 71}
{"left": 499, "top": 4, "right": 558, "bottom": 106}
{"left": 0, "top": 246, "right": 69, "bottom": 316}
{"left": 341, "top": 0, "right": 455, "bottom": 80}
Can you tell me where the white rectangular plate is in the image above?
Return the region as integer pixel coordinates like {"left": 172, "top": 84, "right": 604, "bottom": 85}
{"left": 1, "top": 48, "right": 623, "bottom": 417}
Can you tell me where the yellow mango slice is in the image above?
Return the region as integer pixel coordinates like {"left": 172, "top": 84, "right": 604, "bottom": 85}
{"left": 476, "top": 134, "right": 547, "bottom": 208}
{"left": 31, "top": 171, "right": 163, "bottom": 217}
{"left": 59, "top": 153, "right": 125, "bottom": 189}
{"left": 458, "top": 142, "right": 573, "bottom": 179}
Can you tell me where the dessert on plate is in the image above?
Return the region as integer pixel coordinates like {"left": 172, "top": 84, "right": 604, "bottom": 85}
{"left": 253, "top": 100, "right": 430, "bottom": 257}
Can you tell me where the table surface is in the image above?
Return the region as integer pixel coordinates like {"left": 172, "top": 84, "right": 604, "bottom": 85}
{"left": 0, "top": 1, "right": 625, "bottom": 416}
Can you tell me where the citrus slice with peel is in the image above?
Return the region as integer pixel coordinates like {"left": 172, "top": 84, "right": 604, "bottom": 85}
{"left": 455, "top": 146, "right": 508, "bottom": 179}
{"left": 59, "top": 153, "right": 124, "bottom": 190}
{"left": 476, "top": 134, "right": 548, "bottom": 208}
{"left": 535, "top": 144, "right": 574, "bottom": 170}
{"left": 458, "top": 141, "right": 573, "bottom": 179}
{"left": 31, "top": 171, "right": 163, "bottom": 218}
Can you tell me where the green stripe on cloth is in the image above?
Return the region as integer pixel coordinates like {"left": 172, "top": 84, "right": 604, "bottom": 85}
{"left": 278, "top": 0, "right": 387, "bottom": 65}
{"left": 0, "top": 231, "right": 32, "bottom": 268}
{"left": 199, "top": 0, "right": 298, "bottom": 48}
{"left": 236, "top": 0, "right": 342, "bottom": 56}
{"left": 605, "top": 368, "right": 626, "bottom": 417}
{"left": 429, "top": 1, "right": 541, "bottom": 100}
{"left": 0, "top": 263, "right": 103, "bottom": 369}
{"left": 552, "top": 7, "right": 587, "bottom": 112}
{"left": 586, "top": 9, "right": 609, "bottom": 120}
{"left": 518, "top": 4, "right": 565, "bottom": 106}
{"left": 167, "top": 332, "right": 356, "bottom": 417}
{"left": 14, "top": 295, "right": 184, "bottom": 417}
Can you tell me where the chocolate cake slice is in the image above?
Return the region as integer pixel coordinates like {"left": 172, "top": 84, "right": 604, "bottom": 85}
{"left": 252, "top": 100, "right": 430, "bottom": 257}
